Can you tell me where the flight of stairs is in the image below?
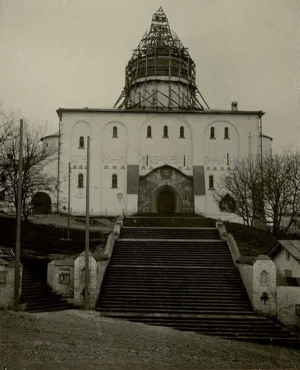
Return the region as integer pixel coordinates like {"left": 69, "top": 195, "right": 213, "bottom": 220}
{"left": 20, "top": 264, "right": 73, "bottom": 312}
{"left": 97, "top": 219, "right": 299, "bottom": 345}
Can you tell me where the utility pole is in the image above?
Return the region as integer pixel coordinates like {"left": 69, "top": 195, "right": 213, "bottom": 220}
{"left": 67, "top": 162, "right": 71, "bottom": 240}
{"left": 84, "top": 136, "right": 90, "bottom": 310}
{"left": 14, "top": 119, "right": 23, "bottom": 311}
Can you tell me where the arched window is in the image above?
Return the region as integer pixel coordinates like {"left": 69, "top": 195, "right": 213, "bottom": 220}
{"left": 260, "top": 270, "right": 268, "bottom": 285}
{"left": 78, "top": 174, "right": 84, "bottom": 188}
{"left": 147, "top": 126, "right": 152, "bottom": 138}
{"left": 112, "top": 126, "right": 118, "bottom": 138}
{"left": 79, "top": 136, "right": 84, "bottom": 148}
{"left": 210, "top": 127, "right": 215, "bottom": 139}
{"left": 224, "top": 127, "right": 229, "bottom": 139}
{"left": 112, "top": 174, "right": 118, "bottom": 188}
{"left": 180, "top": 126, "right": 185, "bottom": 138}
{"left": 209, "top": 175, "right": 214, "bottom": 189}
{"left": 163, "top": 126, "right": 168, "bottom": 138}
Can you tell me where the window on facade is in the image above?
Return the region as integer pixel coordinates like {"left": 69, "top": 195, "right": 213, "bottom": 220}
{"left": 180, "top": 126, "right": 185, "bottom": 138}
{"left": 260, "top": 270, "right": 268, "bottom": 285}
{"left": 224, "top": 127, "right": 229, "bottom": 139}
{"left": 112, "top": 126, "right": 118, "bottom": 138}
{"left": 210, "top": 127, "right": 215, "bottom": 139}
{"left": 286, "top": 250, "right": 291, "bottom": 261}
{"left": 209, "top": 175, "right": 214, "bottom": 189}
{"left": 226, "top": 153, "right": 230, "bottom": 166}
{"left": 147, "top": 126, "right": 152, "bottom": 138}
{"left": 112, "top": 174, "right": 118, "bottom": 188}
{"left": 78, "top": 174, "right": 84, "bottom": 188}
{"left": 163, "top": 126, "right": 168, "bottom": 138}
{"left": 79, "top": 136, "right": 84, "bottom": 148}
{"left": 284, "top": 269, "right": 292, "bottom": 277}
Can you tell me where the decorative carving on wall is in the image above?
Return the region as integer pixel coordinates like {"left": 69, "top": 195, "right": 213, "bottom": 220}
{"left": 140, "top": 155, "right": 190, "bottom": 167}
{"left": 160, "top": 167, "right": 173, "bottom": 180}
{"left": 204, "top": 155, "right": 232, "bottom": 165}
{"left": 102, "top": 156, "right": 127, "bottom": 165}
{"left": 138, "top": 165, "right": 194, "bottom": 214}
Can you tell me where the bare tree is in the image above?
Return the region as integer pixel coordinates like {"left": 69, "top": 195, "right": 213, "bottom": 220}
{"left": 214, "top": 156, "right": 261, "bottom": 227}
{"left": 261, "top": 152, "right": 300, "bottom": 236}
{"left": 0, "top": 121, "right": 57, "bottom": 220}
{"left": 215, "top": 152, "right": 300, "bottom": 236}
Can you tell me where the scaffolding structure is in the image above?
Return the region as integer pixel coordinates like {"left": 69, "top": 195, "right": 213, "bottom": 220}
{"left": 114, "top": 7, "right": 209, "bottom": 110}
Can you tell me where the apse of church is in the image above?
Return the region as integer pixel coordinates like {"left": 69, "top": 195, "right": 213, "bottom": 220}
{"left": 56, "top": 8, "right": 272, "bottom": 218}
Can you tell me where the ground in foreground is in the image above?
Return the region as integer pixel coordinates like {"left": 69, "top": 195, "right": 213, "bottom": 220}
{"left": 0, "top": 310, "right": 299, "bottom": 370}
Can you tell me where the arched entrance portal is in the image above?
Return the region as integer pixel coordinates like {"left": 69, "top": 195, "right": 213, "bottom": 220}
{"left": 138, "top": 165, "right": 194, "bottom": 214}
{"left": 157, "top": 188, "right": 176, "bottom": 214}
{"left": 31, "top": 192, "right": 52, "bottom": 214}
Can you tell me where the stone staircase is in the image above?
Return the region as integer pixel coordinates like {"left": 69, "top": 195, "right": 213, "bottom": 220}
{"left": 97, "top": 218, "right": 299, "bottom": 345}
{"left": 20, "top": 263, "right": 73, "bottom": 312}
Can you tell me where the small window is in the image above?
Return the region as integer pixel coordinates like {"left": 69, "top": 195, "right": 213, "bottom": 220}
{"left": 224, "top": 127, "right": 229, "bottom": 139}
{"left": 260, "top": 270, "right": 268, "bottom": 285}
{"left": 226, "top": 153, "right": 230, "bottom": 166}
{"left": 78, "top": 174, "right": 84, "bottom": 188}
{"left": 210, "top": 127, "right": 215, "bottom": 139}
{"left": 79, "top": 136, "right": 84, "bottom": 148}
{"left": 286, "top": 250, "right": 291, "bottom": 261}
{"left": 147, "top": 126, "right": 152, "bottom": 138}
{"left": 285, "top": 269, "right": 292, "bottom": 277}
{"left": 112, "top": 126, "right": 118, "bottom": 138}
{"left": 180, "top": 126, "right": 185, "bottom": 138}
{"left": 112, "top": 174, "right": 118, "bottom": 188}
{"left": 163, "top": 126, "right": 168, "bottom": 138}
{"left": 209, "top": 175, "right": 214, "bottom": 189}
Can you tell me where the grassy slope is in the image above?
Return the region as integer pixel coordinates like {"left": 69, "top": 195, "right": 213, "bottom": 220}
{"left": 225, "top": 221, "right": 278, "bottom": 256}
{"left": 0, "top": 215, "right": 108, "bottom": 256}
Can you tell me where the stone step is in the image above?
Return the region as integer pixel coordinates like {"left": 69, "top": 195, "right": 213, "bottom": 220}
{"left": 97, "top": 222, "right": 299, "bottom": 345}
{"left": 21, "top": 264, "right": 73, "bottom": 312}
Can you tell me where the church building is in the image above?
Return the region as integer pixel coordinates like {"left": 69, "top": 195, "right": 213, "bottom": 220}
{"left": 55, "top": 8, "right": 272, "bottom": 217}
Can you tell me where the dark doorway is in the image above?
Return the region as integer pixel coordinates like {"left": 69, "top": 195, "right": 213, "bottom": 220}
{"left": 31, "top": 192, "right": 52, "bottom": 214}
{"left": 157, "top": 189, "right": 176, "bottom": 214}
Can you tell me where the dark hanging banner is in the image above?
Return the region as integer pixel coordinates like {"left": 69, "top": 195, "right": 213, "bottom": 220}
{"left": 127, "top": 165, "right": 139, "bottom": 194}
{"left": 193, "top": 166, "right": 206, "bottom": 195}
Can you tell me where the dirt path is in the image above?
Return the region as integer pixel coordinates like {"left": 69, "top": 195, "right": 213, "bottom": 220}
{"left": 0, "top": 310, "right": 299, "bottom": 370}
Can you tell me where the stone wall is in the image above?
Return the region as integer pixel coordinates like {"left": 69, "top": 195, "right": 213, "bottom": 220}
{"left": 252, "top": 256, "right": 277, "bottom": 316}
{"left": 237, "top": 263, "right": 254, "bottom": 307}
{"left": 277, "top": 286, "right": 300, "bottom": 329}
{"left": 216, "top": 221, "right": 277, "bottom": 316}
{"left": 96, "top": 221, "right": 122, "bottom": 301}
{"left": 0, "top": 259, "right": 21, "bottom": 309}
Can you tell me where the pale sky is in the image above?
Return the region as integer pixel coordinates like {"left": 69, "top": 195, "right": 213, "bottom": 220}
{"left": 0, "top": 0, "right": 299, "bottom": 152}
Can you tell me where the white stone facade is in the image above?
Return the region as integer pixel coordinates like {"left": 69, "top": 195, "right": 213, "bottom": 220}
{"left": 56, "top": 108, "right": 270, "bottom": 217}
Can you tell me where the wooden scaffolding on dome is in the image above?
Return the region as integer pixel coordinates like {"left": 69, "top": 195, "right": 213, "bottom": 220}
{"left": 114, "top": 7, "right": 209, "bottom": 110}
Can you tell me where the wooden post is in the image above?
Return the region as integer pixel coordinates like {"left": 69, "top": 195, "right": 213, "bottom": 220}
{"left": 85, "top": 136, "right": 90, "bottom": 310}
{"left": 67, "top": 162, "right": 71, "bottom": 240}
{"left": 14, "top": 119, "right": 23, "bottom": 311}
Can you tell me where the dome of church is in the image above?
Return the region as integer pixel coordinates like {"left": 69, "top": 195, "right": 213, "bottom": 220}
{"left": 115, "top": 7, "right": 209, "bottom": 110}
